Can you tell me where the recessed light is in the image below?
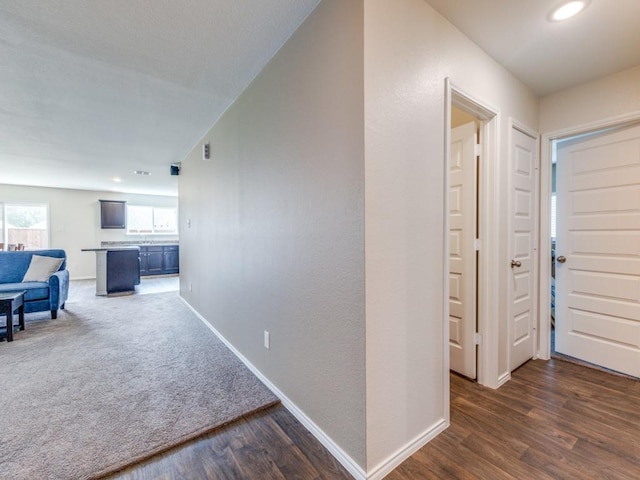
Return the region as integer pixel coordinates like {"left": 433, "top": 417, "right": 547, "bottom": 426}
{"left": 550, "top": 1, "right": 588, "bottom": 22}
{"left": 134, "top": 170, "right": 151, "bottom": 176}
{"left": 112, "top": 177, "right": 122, "bottom": 183}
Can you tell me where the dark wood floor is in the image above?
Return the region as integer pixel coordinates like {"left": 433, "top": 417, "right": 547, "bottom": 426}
{"left": 106, "top": 404, "right": 353, "bottom": 480}
{"left": 107, "top": 358, "right": 639, "bottom": 480}
{"left": 389, "top": 358, "right": 640, "bottom": 480}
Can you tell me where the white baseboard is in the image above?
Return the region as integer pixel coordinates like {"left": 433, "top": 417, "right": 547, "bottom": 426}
{"left": 497, "top": 371, "right": 512, "bottom": 387}
{"left": 277, "top": 387, "right": 367, "bottom": 480}
{"left": 178, "top": 296, "right": 367, "bottom": 480}
{"left": 366, "top": 418, "right": 449, "bottom": 480}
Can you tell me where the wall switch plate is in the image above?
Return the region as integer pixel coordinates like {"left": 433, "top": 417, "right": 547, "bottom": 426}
{"left": 189, "top": 282, "right": 193, "bottom": 292}
{"left": 264, "top": 331, "right": 270, "bottom": 349}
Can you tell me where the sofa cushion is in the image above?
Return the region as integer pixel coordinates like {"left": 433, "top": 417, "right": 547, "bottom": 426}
{"left": 0, "top": 250, "right": 66, "bottom": 283}
{"left": 22, "top": 255, "right": 64, "bottom": 282}
{"left": 0, "top": 282, "right": 50, "bottom": 301}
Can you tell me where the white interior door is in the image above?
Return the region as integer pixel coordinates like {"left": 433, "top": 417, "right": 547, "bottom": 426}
{"left": 509, "top": 127, "right": 537, "bottom": 371}
{"left": 449, "top": 121, "right": 477, "bottom": 379}
{"left": 555, "top": 123, "right": 640, "bottom": 378}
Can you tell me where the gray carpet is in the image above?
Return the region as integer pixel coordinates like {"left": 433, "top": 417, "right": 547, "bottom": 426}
{"left": 0, "top": 292, "right": 278, "bottom": 479}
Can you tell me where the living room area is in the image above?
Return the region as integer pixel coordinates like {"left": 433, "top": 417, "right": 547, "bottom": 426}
{"left": 0, "top": 0, "right": 350, "bottom": 470}
{"left": 0, "top": 184, "right": 346, "bottom": 478}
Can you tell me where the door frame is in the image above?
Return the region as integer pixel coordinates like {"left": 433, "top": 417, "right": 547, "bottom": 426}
{"left": 444, "top": 79, "right": 501, "bottom": 389}
{"left": 538, "top": 111, "right": 640, "bottom": 360}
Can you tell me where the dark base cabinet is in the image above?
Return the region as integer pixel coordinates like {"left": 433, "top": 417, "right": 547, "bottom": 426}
{"left": 107, "top": 249, "right": 140, "bottom": 293}
{"left": 163, "top": 246, "right": 179, "bottom": 274}
{"left": 139, "top": 245, "right": 179, "bottom": 276}
{"left": 146, "top": 247, "right": 164, "bottom": 275}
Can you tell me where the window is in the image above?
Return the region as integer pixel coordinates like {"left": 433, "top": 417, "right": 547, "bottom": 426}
{"left": 126, "top": 205, "right": 178, "bottom": 235}
{"left": 0, "top": 203, "right": 49, "bottom": 250}
{"left": 152, "top": 208, "right": 178, "bottom": 233}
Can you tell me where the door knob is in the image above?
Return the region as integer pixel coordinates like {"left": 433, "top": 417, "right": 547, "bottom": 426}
{"left": 511, "top": 260, "right": 522, "bottom": 268}
{"left": 556, "top": 255, "right": 567, "bottom": 263}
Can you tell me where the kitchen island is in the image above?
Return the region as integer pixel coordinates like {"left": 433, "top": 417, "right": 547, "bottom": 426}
{"left": 81, "top": 247, "right": 140, "bottom": 296}
{"left": 101, "top": 242, "right": 179, "bottom": 276}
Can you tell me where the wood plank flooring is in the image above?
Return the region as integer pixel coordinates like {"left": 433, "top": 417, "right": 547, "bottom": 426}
{"left": 87, "top": 280, "right": 636, "bottom": 480}
{"left": 106, "top": 404, "right": 353, "bottom": 480}
{"left": 106, "top": 358, "right": 638, "bottom": 479}
{"left": 388, "top": 359, "right": 640, "bottom": 480}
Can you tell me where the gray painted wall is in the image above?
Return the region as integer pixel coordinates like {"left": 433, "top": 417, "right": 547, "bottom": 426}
{"left": 179, "top": 0, "right": 366, "bottom": 468}
{"left": 179, "top": 0, "right": 541, "bottom": 473}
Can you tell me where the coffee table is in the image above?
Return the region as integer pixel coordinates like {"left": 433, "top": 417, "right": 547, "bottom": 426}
{"left": 0, "top": 291, "right": 26, "bottom": 342}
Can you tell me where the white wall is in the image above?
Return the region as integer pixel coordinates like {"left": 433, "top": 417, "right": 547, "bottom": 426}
{"left": 540, "top": 65, "right": 640, "bottom": 133}
{"left": 179, "top": 0, "right": 367, "bottom": 470}
{"left": 0, "top": 184, "right": 178, "bottom": 279}
{"left": 364, "top": 0, "right": 538, "bottom": 472}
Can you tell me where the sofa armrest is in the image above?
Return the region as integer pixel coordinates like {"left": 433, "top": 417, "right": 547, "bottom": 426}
{"left": 49, "top": 269, "right": 70, "bottom": 309}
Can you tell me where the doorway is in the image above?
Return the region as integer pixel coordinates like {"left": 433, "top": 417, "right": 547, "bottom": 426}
{"left": 445, "top": 83, "right": 499, "bottom": 387}
{"left": 448, "top": 110, "right": 479, "bottom": 379}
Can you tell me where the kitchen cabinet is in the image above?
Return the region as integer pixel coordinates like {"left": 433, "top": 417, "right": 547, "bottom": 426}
{"left": 99, "top": 200, "right": 126, "bottom": 229}
{"left": 81, "top": 247, "right": 140, "bottom": 295}
{"left": 107, "top": 249, "right": 140, "bottom": 293}
{"left": 163, "top": 245, "right": 180, "bottom": 274}
{"left": 139, "top": 245, "right": 179, "bottom": 276}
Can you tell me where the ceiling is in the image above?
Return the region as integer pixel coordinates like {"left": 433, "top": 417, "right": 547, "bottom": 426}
{"left": 0, "top": 0, "right": 320, "bottom": 196}
{"left": 425, "top": 0, "right": 640, "bottom": 96}
{"left": 1, "top": 0, "right": 639, "bottom": 196}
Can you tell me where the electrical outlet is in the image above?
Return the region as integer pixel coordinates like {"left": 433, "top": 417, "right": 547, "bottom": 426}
{"left": 264, "top": 331, "right": 270, "bottom": 349}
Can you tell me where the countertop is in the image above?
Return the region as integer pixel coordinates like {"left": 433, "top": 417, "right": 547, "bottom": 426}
{"left": 100, "top": 241, "right": 179, "bottom": 247}
{"left": 82, "top": 246, "right": 140, "bottom": 252}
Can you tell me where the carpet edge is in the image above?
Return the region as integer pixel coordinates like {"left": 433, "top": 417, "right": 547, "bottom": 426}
{"left": 89, "top": 399, "right": 281, "bottom": 480}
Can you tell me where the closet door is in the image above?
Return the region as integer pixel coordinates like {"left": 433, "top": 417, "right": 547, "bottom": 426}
{"left": 555, "top": 123, "right": 640, "bottom": 378}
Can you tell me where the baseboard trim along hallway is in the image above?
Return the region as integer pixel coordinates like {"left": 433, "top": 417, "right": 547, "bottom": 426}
{"left": 179, "top": 295, "right": 368, "bottom": 480}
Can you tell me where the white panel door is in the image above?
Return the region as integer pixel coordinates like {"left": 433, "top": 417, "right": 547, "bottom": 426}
{"left": 449, "top": 122, "right": 477, "bottom": 379}
{"left": 555, "top": 123, "right": 640, "bottom": 378}
{"left": 509, "top": 128, "right": 537, "bottom": 371}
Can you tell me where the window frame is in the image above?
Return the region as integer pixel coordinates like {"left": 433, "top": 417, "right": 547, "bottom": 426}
{"left": 0, "top": 202, "right": 51, "bottom": 250}
{"left": 126, "top": 204, "right": 178, "bottom": 235}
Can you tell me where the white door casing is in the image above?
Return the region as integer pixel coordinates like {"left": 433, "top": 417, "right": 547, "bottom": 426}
{"left": 509, "top": 126, "right": 538, "bottom": 371}
{"left": 449, "top": 121, "right": 477, "bottom": 379}
{"left": 555, "top": 123, "right": 640, "bottom": 378}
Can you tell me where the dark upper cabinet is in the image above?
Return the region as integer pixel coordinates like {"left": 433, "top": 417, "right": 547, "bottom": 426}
{"left": 100, "top": 200, "right": 126, "bottom": 229}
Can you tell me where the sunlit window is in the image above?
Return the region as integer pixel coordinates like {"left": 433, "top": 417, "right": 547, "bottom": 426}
{"left": 0, "top": 203, "right": 49, "bottom": 250}
{"left": 127, "top": 205, "right": 177, "bottom": 235}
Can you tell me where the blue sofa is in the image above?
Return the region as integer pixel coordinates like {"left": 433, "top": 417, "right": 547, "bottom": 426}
{"left": 0, "top": 249, "right": 69, "bottom": 319}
